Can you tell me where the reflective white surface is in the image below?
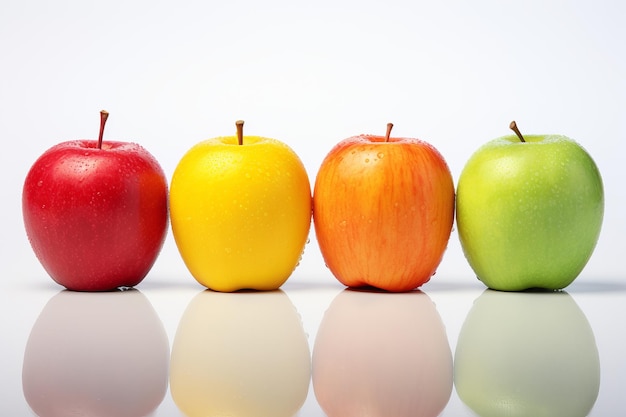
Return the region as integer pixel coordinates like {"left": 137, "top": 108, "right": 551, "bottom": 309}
{"left": 2, "top": 0, "right": 625, "bottom": 415}
{"left": 2, "top": 274, "right": 626, "bottom": 416}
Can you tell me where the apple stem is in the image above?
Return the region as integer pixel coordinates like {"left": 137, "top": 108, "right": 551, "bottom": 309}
{"left": 509, "top": 120, "right": 526, "bottom": 143}
{"left": 385, "top": 123, "right": 393, "bottom": 142}
{"left": 236, "top": 120, "right": 244, "bottom": 145}
{"left": 98, "top": 110, "right": 109, "bottom": 149}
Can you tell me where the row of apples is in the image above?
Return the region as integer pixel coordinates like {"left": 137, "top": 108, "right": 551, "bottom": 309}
{"left": 22, "top": 113, "right": 604, "bottom": 292}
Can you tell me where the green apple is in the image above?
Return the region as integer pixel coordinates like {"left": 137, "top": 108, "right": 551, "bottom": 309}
{"left": 454, "top": 289, "right": 600, "bottom": 417}
{"left": 456, "top": 122, "right": 604, "bottom": 291}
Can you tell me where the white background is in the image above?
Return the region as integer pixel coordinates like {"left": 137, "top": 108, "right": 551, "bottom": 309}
{"left": 1, "top": 0, "right": 625, "bottom": 416}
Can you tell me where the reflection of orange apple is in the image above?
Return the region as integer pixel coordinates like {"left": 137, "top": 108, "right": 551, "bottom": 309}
{"left": 22, "top": 290, "right": 169, "bottom": 417}
{"left": 312, "top": 289, "right": 452, "bottom": 417}
{"left": 170, "top": 290, "right": 311, "bottom": 417}
{"left": 455, "top": 290, "right": 600, "bottom": 417}
{"left": 313, "top": 124, "right": 455, "bottom": 291}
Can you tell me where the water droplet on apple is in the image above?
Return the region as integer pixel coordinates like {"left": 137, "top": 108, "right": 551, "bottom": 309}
{"left": 339, "top": 220, "right": 347, "bottom": 228}
{"left": 365, "top": 158, "right": 370, "bottom": 163}
{"left": 377, "top": 152, "right": 385, "bottom": 159}
{"left": 37, "top": 180, "right": 43, "bottom": 187}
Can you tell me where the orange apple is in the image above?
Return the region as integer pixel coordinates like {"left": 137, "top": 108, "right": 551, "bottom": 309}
{"left": 313, "top": 124, "right": 455, "bottom": 291}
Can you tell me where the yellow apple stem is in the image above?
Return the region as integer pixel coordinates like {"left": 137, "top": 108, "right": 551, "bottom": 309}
{"left": 98, "top": 110, "right": 109, "bottom": 149}
{"left": 385, "top": 122, "right": 393, "bottom": 142}
{"left": 509, "top": 120, "right": 526, "bottom": 143}
{"left": 236, "top": 120, "right": 244, "bottom": 145}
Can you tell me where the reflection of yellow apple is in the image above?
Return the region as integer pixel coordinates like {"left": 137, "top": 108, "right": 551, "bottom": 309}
{"left": 170, "top": 290, "right": 311, "bottom": 417}
{"left": 454, "top": 290, "right": 600, "bottom": 417}
{"left": 170, "top": 121, "right": 312, "bottom": 292}
{"left": 312, "top": 289, "right": 452, "bottom": 417}
{"left": 22, "top": 290, "right": 169, "bottom": 417}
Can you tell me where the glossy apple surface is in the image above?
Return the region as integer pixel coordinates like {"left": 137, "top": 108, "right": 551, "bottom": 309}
{"left": 169, "top": 123, "right": 311, "bottom": 291}
{"left": 170, "top": 290, "right": 311, "bottom": 417}
{"left": 22, "top": 290, "right": 170, "bottom": 417}
{"left": 312, "top": 289, "right": 453, "bottom": 417}
{"left": 313, "top": 128, "right": 455, "bottom": 291}
{"left": 456, "top": 131, "right": 604, "bottom": 290}
{"left": 22, "top": 138, "right": 169, "bottom": 291}
{"left": 454, "top": 289, "right": 600, "bottom": 417}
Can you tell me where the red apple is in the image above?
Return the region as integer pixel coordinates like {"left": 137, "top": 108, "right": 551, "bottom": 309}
{"left": 22, "top": 111, "right": 168, "bottom": 291}
{"left": 313, "top": 124, "right": 455, "bottom": 291}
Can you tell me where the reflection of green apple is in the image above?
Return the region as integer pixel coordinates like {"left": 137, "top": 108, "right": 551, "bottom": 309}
{"left": 454, "top": 289, "right": 600, "bottom": 417}
{"left": 170, "top": 290, "right": 311, "bottom": 417}
{"left": 456, "top": 122, "right": 604, "bottom": 290}
{"left": 313, "top": 289, "right": 452, "bottom": 417}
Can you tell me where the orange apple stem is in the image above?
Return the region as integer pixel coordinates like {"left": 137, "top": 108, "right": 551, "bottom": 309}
{"left": 98, "top": 110, "right": 109, "bottom": 149}
{"left": 236, "top": 120, "right": 244, "bottom": 145}
{"left": 509, "top": 120, "right": 526, "bottom": 143}
{"left": 385, "top": 123, "right": 393, "bottom": 142}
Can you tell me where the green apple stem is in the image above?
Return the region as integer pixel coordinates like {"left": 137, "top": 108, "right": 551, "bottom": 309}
{"left": 509, "top": 121, "right": 526, "bottom": 143}
{"left": 98, "top": 110, "right": 109, "bottom": 149}
{"left": 385, "top": 123, "right": 393, "bottom": 142}
{"left": 236, "top": 120, "right": 244, "bottom": 145}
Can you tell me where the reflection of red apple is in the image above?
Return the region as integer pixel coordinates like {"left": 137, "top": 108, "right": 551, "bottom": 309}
{"left": 22, "top": 111, "right": 168, "bottom": 291}
{"left": 312, "top": 289, "right": 452, "bottom": 417}
{"left": 313, "top": 124, "right": 455, "bottom": 291}
{"left": 454, "top": 289, "right": 600, "bottom": 417}
{"left": 22, "top": 290, "right": 169, "bottom": 417}
{"left": 170, "top": 290, "right": 311, "bottom": 417}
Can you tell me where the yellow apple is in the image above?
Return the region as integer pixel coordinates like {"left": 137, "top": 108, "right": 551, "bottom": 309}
{"left": 170, "top": 121, "right": 312, "bottom": 291}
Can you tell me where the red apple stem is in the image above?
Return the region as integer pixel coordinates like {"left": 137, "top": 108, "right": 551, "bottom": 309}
{"left": 236, "top": 120, "right": 244, "bottom": 145}
{"left": 509, "top": 120, "right": 526, "bottom": 143}
{"left": 98, "top": 110, "right": 109, "bottom": 149}
{"left": 385, "top": 123, "right": 393, "bottom": 142}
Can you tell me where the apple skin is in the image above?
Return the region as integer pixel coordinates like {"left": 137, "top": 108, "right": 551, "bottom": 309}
{"left": 170, "top": 290, "right": 311, "bottom": 417}
{"left": 456, "top": 134, "right": 604, "bottom": 291}
{"left": 169, "top": 135, "right": 311, "bottom": 292}
{"left": 312, "top": 289, "right": 453, "bottom": 417}
{"left": 454, "top": 289, "right": 600, "bottom": 417}
{"left": 313, "top": 134, "right": 455, "bottom": 292}
{"left": 22, "top": 289, "right": 170, "bottom": 417}
{"left": 22, "top": 140, "right": 169, "bottom": 291}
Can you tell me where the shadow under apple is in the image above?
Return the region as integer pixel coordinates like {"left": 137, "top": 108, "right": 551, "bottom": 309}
{"left": 454, "top": 289, "right": 600, "bottom": 417}
{"left": 22, "top": 289, "right": 170, "bottom": 417}
{"left": 169, "top": 289, "right": 311, "bottom": 417}
{"left": 312, "top": 288, "right": 453, "bottom": 417}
